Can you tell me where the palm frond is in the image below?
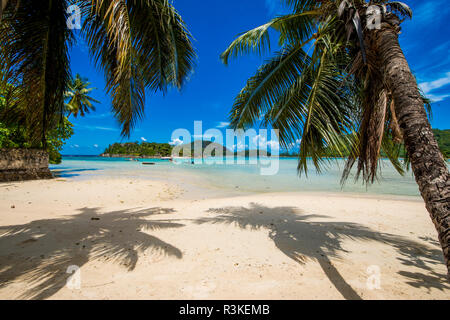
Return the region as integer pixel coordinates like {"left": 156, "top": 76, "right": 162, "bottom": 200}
{"left": 221, "top": 22, "right": 273, "bottom": 65}
{"left": 221, "top": 10, "right": 319, "bottom": 65}
{"left": 229, "top": 44, "right": 311, "bottom": 130}
{"left": 83, "top": 0, "right": 195, "bottom": 136}
{"left": 387, "top": 1, "right": 413, "bottom": 19}
{"left": 282, "top": 0, "right": 321, "bottom": 13}
{"left": 64, "top": 74, "right": 99, "bottom": 118}
{"left": 380, "top": 132, "right": 406, "bottom": 176}
{"left": 295, "top": 38, "right": 354, "bottom": 174}
{"left": 0, "top": 0, "right": 73, "bottom": 146}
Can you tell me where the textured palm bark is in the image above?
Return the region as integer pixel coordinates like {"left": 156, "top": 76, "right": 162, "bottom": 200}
{"left": 375, "top": 24, "right": 450, "bottom": 278}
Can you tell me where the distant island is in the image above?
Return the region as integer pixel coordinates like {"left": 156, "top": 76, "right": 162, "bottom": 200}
{"left": 100, "top": 140, "right": 231, "bottom": 158}
{"left": 280, "top": 129, "right": 450, "bottom": 159}
{"left": 101, "top": 140, "right": 278, "bottom": 159}
{"left": 434, "top": 129, "right": 450, "bottom": 158}
{"left": 101, "top": 142, "right": 173, "bottom": 158}
{"left": 175, "top": 140, "right": 232, "bottom": 157}
{"left": 101, "top": 129, "right": 450, "bottom": 160}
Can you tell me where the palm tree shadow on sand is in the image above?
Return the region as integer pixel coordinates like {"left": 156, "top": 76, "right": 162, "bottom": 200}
{"left": 0, "top": 207, "right": 183, "bottom": 299}
{"left": 194, "top": 203, "right": 448, "bottom": 300}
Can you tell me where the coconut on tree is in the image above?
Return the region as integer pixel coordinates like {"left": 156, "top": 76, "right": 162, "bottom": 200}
{"left": 221, "top": 0, "right": 450, "bottom": 277}
{"left": 0, "top": 0, "right": 196, "bottom": 147}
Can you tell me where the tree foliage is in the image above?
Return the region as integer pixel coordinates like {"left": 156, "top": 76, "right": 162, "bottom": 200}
{"left": 0, "top": 116, "right": 74, "bottom": 164}
{"left": 103, "top": 142, "right": 173, "bottom": 157}
{"left": 0, "top": 78, "right": 74, "bottom": 164}
{"left": 65, "top": 74, "right": 100, "bottom": 118}
{"left": 434, "top": 129, "right": 450, "bottom": 159}
{"left": 221, "top": 0, "right": 435, "bottom": 183}
{"left": 0, "top": 0, "right": 195, "bottom": 145}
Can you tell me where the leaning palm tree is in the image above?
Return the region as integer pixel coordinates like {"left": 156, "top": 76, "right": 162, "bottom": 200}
{"left": 222, "top": 0, "right": 450, "bottom": 277}
{"left": 65, "top": 74, "right": 99, "bottom": 118}
{"left": 0, "top": 0, "right": 195, "bottom": 147}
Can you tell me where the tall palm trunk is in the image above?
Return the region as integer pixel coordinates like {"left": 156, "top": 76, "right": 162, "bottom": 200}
{"left": 0, "top": 0, "right": 7, "bottom": 22}
{"left": 375, "top": 23, "right": 450, "bottom": 278}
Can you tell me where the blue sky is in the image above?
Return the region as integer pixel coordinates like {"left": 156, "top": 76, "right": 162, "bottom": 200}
{"left": 64, "top": 0, "right": 450, "bottom": 155}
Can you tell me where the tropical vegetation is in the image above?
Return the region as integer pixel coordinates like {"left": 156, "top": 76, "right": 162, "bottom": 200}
{"left": 103, "top": 140, "right": 235, "bottom": 158}
{"left": 0, "top": 0, "right": 195, "bottom": 148}
{"left": 65, "top": 74, "right": 99, "bottom": 118}
{"left": 0, "top": 85, "right": 74, "bottom": 164}
{"left": 222, "top": 0, "right": 450, "bottom": 276}
{"left": 176, "top": 140, "right": 232, "bottom": 157}
{"left": 434, "top": 129, "right": 450, "bottom": 159}
{"left": 103, "top": 142, "right": 173, "bottom": 158}
{"left": 281, "top": 129, "right": 449, "bottom": 159}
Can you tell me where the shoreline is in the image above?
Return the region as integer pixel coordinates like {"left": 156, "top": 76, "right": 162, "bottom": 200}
{"left": 0, "top": 173, "right": 448, "bottom": 299}
{"left": 50, "top": 157, "right": 426, "bottom": 199}
{"left": 48, "top": 167, "right": 424, "bottom": 203}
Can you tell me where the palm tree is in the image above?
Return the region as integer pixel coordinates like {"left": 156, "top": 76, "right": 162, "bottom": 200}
{"left": 222, "top": 0, "right": 450, "bottom": 277}
{"left": 65, "top": 74, "right": 99, "bottom": 118}
{"left": 0, "top": 0, "right": 195, "bottom": 147}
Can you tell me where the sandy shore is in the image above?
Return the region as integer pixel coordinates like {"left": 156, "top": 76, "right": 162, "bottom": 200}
{"left": 0, "top": 177, "right": 448, "bottom": 300}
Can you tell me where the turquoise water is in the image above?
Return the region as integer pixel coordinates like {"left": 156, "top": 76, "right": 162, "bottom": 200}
{"left": 49, "top": 156, "right": 449, "bottom": 198}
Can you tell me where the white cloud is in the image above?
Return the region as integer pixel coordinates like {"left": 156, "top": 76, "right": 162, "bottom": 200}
{"left": 414, "top": 0, "right": 450, "bottom": 25}
{"left": 89, "top": 112, "right": 113, "bottom": 119}
{"left": 140, "top": 137, "right": 147, "bottom": 142}
{"left": 426, "top": 93, "right": 450, "bottom": 103}
{"left": 420, "top": 72, "right": 450, "bottom": 93}
{"left": 267, "top": 140, "right": 280, "bottom": 150}
{"left": 169, "top": 138, "right": 183, "bottom": 146}
{"left": 93, "top": 144, "right": 99, "bottom": 148}
{"left": 82, "top": 125, "right": 118, "bottom": 132}
{"left": 233, "top": 141, "right": 248, "bottom": 151}
{"left": 431, "top": 40, "right": 450, "bottom": 55}
{"left": 203, "top": 133, "right": 215, "bottom": 140}
{"left": 216, "top": 122, "right": 230, "bottom": 128}
{"left": 288, "top": 139, "right": 302, "bottom": 149}
{"left": 252, "top": 134, "right": 279, "bottom": 151}
{"left": 419, "top": 72, "right": 450, "bottom": 102}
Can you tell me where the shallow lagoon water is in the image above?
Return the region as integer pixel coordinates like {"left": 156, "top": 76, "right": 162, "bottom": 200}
{"left": 49, "top": 156, "right": 449, "bottom": 198}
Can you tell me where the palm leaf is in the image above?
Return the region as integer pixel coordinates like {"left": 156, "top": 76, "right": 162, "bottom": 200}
{"left": 387, "top": 1, "right": 413, "bottom": 19}
{"left": 221, "top": 10, "right": 319, "bottom": 65}
{"left": 283, "top": 0, "right": 320, "bottom": 13}
{"left": 229, "top": 44, "right": 311, "bottom": 130}
{"left": 83, "top": 0, "right": 195, "bottom": 136}
{"left": 0, "top": 0, "right": 72, "bottom": 146}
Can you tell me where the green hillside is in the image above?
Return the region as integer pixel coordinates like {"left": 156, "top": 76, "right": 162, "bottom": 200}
{"left": 102, "top": 130, "right": 449, "bottom": 159}
{"left": 433, "top": 129, "right": 450, "bottom": 158}
{"left": 175, "top": 140, "right": 232, "bottom": 157}
{"left": 281, "top": 129, "right": 450, "bottom": 159}
{"left": 102, "top": 142, "right": 173, "bottom": 157}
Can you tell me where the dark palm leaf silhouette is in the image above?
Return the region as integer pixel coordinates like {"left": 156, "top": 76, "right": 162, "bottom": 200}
{"left": 0, "top": 207, "right": 183, "bottom": 299}
{"left": 194, "top": 203, "right": 448, "bottom": 299}
{"left": 222, "top": 0, "right": 450, "bottom": 278}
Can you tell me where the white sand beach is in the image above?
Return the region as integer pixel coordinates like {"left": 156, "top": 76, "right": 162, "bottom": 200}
{"left": 1, "top": 0, "right": 450, "bottom": 304}
{"left": 0, "top": 176, "right": 448, "bottom": 300}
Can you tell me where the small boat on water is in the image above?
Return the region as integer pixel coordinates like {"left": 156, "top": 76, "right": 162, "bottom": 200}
{"left": 142, "top": 162, "right": 156, "bottom": 165}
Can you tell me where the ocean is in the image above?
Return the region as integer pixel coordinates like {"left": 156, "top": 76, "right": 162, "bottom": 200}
{"left": 49, "top": 156, "right": 447, "bottom": 198}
